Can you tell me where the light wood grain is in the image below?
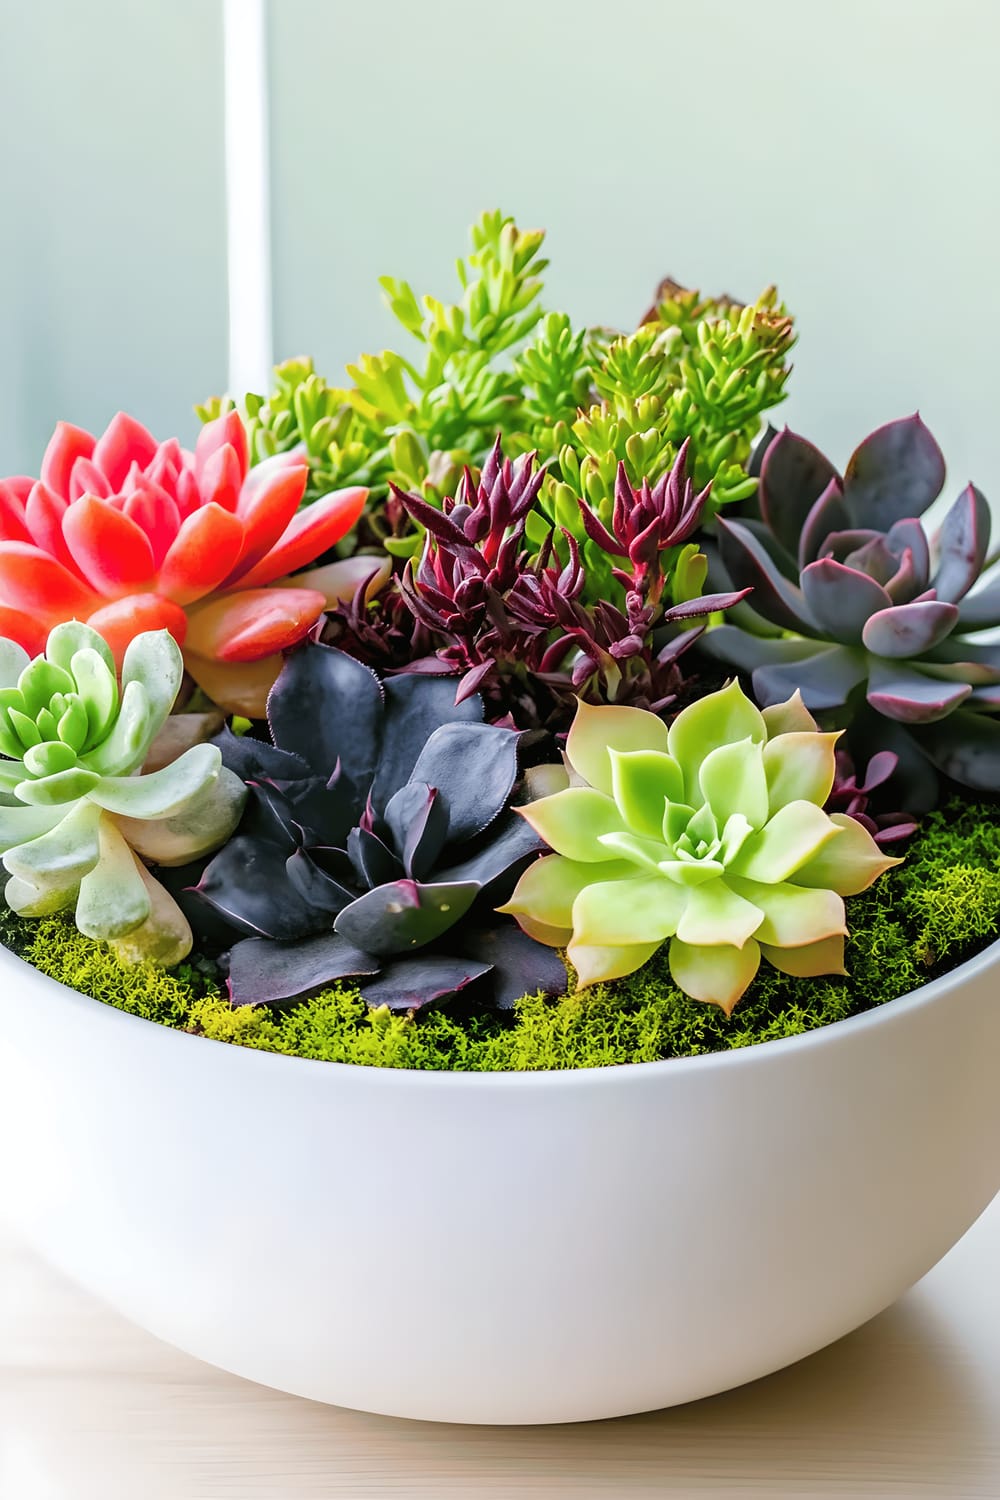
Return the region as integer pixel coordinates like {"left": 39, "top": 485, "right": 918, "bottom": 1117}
{"left": 2, "top": 1197, "right": 999, "bottom": 1499}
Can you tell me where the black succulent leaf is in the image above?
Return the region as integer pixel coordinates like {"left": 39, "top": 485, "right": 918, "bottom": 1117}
{"left": 192, "top": 641, "right": 566, "bottom": 1012}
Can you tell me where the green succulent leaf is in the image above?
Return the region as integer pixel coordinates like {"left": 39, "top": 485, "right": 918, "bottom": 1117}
{"left": 566, "top": 700, "right": 669, "bottom": 796}
{"left": 697, "top": 738, "right": 769, "bottom": 831}
{"left": 89, "top": 743, "right": 222, "bottom": 820}
{"left": 608, "top": 749, "right": 685, "bottom": 839}
{"left": 120, "top": 630, "right": 184, "bottom": 745}
{"left": 46, "top": 621, "right": 116, "bottom": 676}
{"left": 80, "top": 680, "right": 155, "bottom": 777}
{"left": 14, "top": 766, "right": 102, "bottom": 806}
{"left": 520, "top": 788, "right": 626, "bottom": 862}
{"left": 572, "top": 873, "right": 685, "bottom": 947}
{"left": 75, "top": 816, "right": 152, "bottom": 940}
{"left": 667, "top": 680, "right": 767, "bottom": 798}
{"left": 0, "top": 639, "right": 30, "bottom": 691}
{"left": 728, "top": 801, "right": 841, "bottom": 884}
{"left": 674, "top": 879, "right": 762, "bottom": 949}
{"left": 668, "top": 936, "right": 761, "bottom": 1015}
{"left": 70, "top": 648, "right": 120, "bottom": 751}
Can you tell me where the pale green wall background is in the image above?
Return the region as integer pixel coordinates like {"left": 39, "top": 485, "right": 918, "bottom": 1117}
{"left": 0, "top": 0, "right": 228, "bottom": 473}
{"left": 269, "top": 0, "right": 1000, "bottom": 499}
{"left": 2, "top": 0, "right": 997, "bottom": 501}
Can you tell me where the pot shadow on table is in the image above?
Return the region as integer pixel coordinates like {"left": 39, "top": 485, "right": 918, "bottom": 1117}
{"left": 1, "top": 1250, "right": 994, "bottom": 1500}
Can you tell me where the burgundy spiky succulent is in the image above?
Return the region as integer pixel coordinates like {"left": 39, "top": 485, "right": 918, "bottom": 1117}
{"left": 702, "top": 415, "right": 1000, "bottom": 802}
{"left": 328, "top": 437, "right": 747, "bottom": 731}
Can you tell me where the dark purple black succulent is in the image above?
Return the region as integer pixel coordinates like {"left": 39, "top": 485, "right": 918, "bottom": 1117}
{"left": 189, "top": 642, "right": 567, "bottom": 1011}
{"left": 702, "top": 415, "right": 1000, "bottom": 802}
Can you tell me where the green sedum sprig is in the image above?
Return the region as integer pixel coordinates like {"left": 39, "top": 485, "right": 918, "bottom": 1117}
{"left": 198, "top": 215, "right": 795, "bottom": 601}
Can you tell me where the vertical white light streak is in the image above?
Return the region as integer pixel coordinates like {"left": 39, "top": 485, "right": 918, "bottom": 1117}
{"left": 222, "top": 0, "right": 273, "bottom": 396}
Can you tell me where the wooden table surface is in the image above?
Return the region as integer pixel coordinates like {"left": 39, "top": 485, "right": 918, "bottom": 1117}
{"left": 2, "top": 1198, "right": 999, "bottom": 1500}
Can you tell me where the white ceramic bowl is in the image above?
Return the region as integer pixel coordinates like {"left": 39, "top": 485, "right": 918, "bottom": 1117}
{"left": 1, "top": 939, "right": 999, "bottom": 1425}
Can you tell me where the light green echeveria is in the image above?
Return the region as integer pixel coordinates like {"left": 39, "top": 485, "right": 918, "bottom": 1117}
{"left": 500, "top": 681, "right": 901, "bottom": 1013}
{"left": 0, "top": 624, "right": 246, "bottom": 965}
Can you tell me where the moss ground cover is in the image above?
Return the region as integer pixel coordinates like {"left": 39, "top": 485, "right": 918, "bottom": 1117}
{"left": 2, "top": 801, "right": 997, "bottom": 1073}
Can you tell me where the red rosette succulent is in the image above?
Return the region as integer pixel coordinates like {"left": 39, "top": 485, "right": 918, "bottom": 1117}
{"left": 0, "top": 410, "right": 367, "bottom": 714}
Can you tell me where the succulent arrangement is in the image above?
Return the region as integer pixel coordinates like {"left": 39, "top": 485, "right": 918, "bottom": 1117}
{"left": 1, "top": 210, "right": 997, "bottom": 1068}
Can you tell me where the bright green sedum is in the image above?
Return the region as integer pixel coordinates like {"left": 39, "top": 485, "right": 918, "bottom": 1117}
{"left": 501, "top": 682, "right": 899, "bottom": 1012}
{"left": 0, "top": 625, "right": 246, "bottom": 965}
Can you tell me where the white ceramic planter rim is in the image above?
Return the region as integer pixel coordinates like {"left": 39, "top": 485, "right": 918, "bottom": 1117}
{"left": 4, "top": 926, "right": 999, "bottom": 1086}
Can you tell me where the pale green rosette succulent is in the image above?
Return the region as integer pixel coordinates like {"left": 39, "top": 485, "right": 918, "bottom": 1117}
{"left": 0, "top": 625, "right": 246, "bottom": 965}
{"left": 500, "top": 681, "right": 901, "bottom": 1013}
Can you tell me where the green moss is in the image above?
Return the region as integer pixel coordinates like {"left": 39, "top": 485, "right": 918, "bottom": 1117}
{"left": 3, "top": 798, "right": 999, "bottom": 1071}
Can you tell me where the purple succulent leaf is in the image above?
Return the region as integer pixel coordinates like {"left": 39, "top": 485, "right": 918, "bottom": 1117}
{"left": 346, "top": 825, "right": 404, "bottom": 889}
{"left": 408, "top": 722, "right": 521, "bottom": 843}
{"left": 917, "top": 639, "right": 1000, "bottom": 682}
{"left": 956, "top": 572, "right": 1000, "bottom": 631}
{"left": 278, "top": 772, "right": 363, "bottom": 847}
{"left": 913, "top": 709, "right": 1000, "bottom": 793}
{"left": 874, "top": 816, "right": 920, "bottom": 845}
{"left": 433, "top": 810, "right": 546, "bottom": 897}
{"left": 849, "top": 536, "right": 931, "bottom": 607}
{"left": 716, "top": 517, "right": 816, "bottom": 633}
{"left": 800, "top": 558, "right": 892, "bottom": 643}
{"left": 196, "top": 836, "right": 334, "bottom": 940}
{"left": 655, "top": 624, "right": 704, "bottom": 666}
{"left": 753, "top": 643, "right": 868, "bottom": 712}
{"left": 841, "top": 414, "right": 946, "bottom": 530}
{"left": 334, "top": 878, "right": 479, "bottom": 957}
{"left": 358, "top": 954, "right": 493, "bottom": 1014}
{"left": 866, "top": 660, "right": 972, "bottom": 724}
{"left": 369, "top": 671, "right": 483, "bottom": 815}
{"left": 860, "top": 750, "right": 899, "bottom": 792}
{"left": 968, "top": 683, "right": 1000, "bottom": 707}
{"left": 844, "top": 713, "right": 940, "bottom": 813}
{"left": 394, "top": 486, "right": 469, "bottom": 546}
{"left": 213, "top": 726, "right": 308, "bottom": 782}
{"left": 661, "top": 588, "right": 751, "bottom": 623}
{"left": 748, "top": 423, "right": 779, "bottom": 479}
{"left": 454, "top": 660, "right": 494, "bottom": 702}
{"left": 798, "top": 478, "right": 851, "bottom": 568}
{"left": 819, "top": 528, "right": 882, "bottom": 565}
{"left": 383, "top": 781, "right": 450, "bottom": 880}
{"left": 880, "top": 548, "right": 923, "bottom": 606}
{"left": 698, "top": 624, "right": 824, "bottom": 676}
{"left": 578, "top": 493, "right": 627, "bottom": 558}
{"left": 931, "top": 485, "right": 993, "bottom": 604}
{"left": 228, "top": 931, "right": 379, "bottom": 1008}
{"left": 884, "top": 519, "right": 931, "bottom": 594}
{"left": 236, "top": 781, "right": 300, "bottom": 852}
{"left": 267, "top": 642, "right": 384, "bottom": 793}
{"left": 860, "top": 600, "right": 960, "bottom": 658}
{"left": 452, "top": 924, "right": 569, "bottom": 1010}
{"left": 758, "top": 428, "right": 840, "bottom": 559}
{"left": 285, "top": 847, "right": 355, "bottom": 917}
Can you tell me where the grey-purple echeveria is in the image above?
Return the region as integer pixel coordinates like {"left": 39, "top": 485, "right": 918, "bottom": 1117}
{"left": 701, "top": 415, "right": 1000, "bottom": 801}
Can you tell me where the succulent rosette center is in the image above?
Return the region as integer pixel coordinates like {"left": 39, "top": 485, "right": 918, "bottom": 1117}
{"left": 501, "top": 681, "right": 900, "bottom": 1013}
